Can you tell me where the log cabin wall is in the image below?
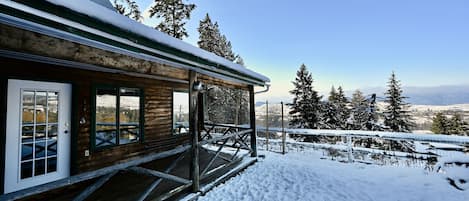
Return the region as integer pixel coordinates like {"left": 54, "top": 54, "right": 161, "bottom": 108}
{"left": 0, "top": 57, "right": 190, "bottom": 173}
{"left": 0, "top": 23, "right": 251, "bottom": 174}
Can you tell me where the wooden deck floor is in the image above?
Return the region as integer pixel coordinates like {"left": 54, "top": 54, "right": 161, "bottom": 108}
{"left": 18, "top": 148, "right": 250, "bottom": 201}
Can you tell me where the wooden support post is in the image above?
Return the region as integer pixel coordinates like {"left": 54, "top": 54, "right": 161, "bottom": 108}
{"left": 281, "top": 101, "right": 286, "bottom": 155}
{"left": 248, "top": 85, "right": 257, "bottom": 157}
{"left": 189, "top": 71, "right": 200, "bottom": 192}
{"left": 266, "top": 100, "right": 269, "bottom": 151}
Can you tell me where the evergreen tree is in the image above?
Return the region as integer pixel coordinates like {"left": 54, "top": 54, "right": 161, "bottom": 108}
{"left": 431, "top": 112, "right": 449, "bottom": 134}
{"left": 448, "top": 113, "right": 467, "bottom": 135}
{"left": 335, "top": 86, "right": 350, "bottom": 129}
{"left": 235, "top": 55, "right": 245, "bottom": 66}
{"left": 322, "top": 87, "right": 339, "bottom": 129}
{"left": 197, "top": 14, "right": 236, "bottom": 61}
{"left": 112, "top": 0, "right": 143, "bottom": 21}
{"left": 350, "top": 90, "right": 368, "bottom": 130}
{"left": 198, "top": 14, "right": 218, "bottom": 52}
{"left": 383, "top": 72, "right": 414, "bottom": 132}
{"left": 149, "top": 0, "right": 196, "bottom": 39}
{"left": 288, "top": 64, "right": 322, "bottom": 128}
{"left": 222, "top": 38, "right": 236, "bottom": 61}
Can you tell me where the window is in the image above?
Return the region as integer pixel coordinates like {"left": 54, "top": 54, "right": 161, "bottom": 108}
{"left": 93, "top": 86, "right": 143, "bottom": 149}
{"left": 173, "top": 91, "right": 189, "bottom": 135}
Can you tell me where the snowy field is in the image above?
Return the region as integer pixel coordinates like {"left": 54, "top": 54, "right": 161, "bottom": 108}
{"left": 198, "top": 151, "right": 469, "bottom": 201}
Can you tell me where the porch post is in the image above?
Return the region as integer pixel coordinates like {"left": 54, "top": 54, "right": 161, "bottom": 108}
{"left": 248, "top": 85, "right": 257, "bottom": 157}
{"left": 189, "top": 70, "right": 200, "bottom": 192}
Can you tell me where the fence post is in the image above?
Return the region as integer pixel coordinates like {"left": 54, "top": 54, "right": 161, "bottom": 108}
{"left": 346, "top": 134, "right": 353, "bottom": 163}
{"left": 281, "top": 101, "right": 286, "bottom": 155}
{"left": 266, "top": 100, "right": 269, "bottom": 151}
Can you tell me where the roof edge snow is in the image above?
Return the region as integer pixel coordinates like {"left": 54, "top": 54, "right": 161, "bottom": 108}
{"left": 0, "top": 0, "right": 270, "bottom": 86}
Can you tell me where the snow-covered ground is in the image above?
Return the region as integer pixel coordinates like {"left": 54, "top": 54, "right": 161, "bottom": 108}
{"left": 198, "top": 150, "right": 469, "bottom": 201}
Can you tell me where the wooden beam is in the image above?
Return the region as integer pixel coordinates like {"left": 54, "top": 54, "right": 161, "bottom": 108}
{"left": 72, "top": 171, "right": 118, "bottom": 201}
{"left": 199, "top": 129, "right": 252, "bottom": 146}
{"left": 0, "top": 145, "right": 190, "bottom": 201}
{"left": 189, "top": 70, "right": 200, "bottom": 192}
{"left": 136, "top": 152, "right": 186, "bottom": 201}
{"left": 248, "top": 85, "right": 257, "bottom": 157}
{"left": 129, "top": 167, "right": 191, "bottom": 185}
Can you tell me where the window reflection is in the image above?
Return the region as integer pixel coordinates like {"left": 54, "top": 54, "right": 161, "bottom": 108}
{"left": 94, "top": 87, "right": 142, "bottom": 148}
{"left": 95, "top": 88, "right": 117, "bottom": 147}
{"left": 119, "top": 88, "right": 140, "bottom": 144}
{"left": 173, "top": 91, "right": 189, "bottom": 135}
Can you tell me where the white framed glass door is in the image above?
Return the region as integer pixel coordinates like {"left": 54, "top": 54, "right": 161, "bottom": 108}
{"left": 4, "top": 79, "right": 71, "bottom": 193}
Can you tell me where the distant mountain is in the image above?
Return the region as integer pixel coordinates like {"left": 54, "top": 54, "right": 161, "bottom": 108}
{"left": 356, "top": 85, "right": 469, "bottom": 105}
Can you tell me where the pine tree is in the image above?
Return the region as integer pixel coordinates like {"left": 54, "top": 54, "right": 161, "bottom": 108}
{"left": 235, "top": 55, "right": 245, "bottom": 66}
{"left": 322, "top": 87, "right": 339, "bottom": 129}
{"left": 112, "top": 0, "right": 143, "bottom": 21}
{"left": 431, "top": 112, "right": 449, "bottom": 134}
{"left": 198, "top": 14, "right": 218, "bottom": 52}
{"left": 383, "top": 72, "right": 414, "bottom": 132}
{"left": 288, "top": 64, "right": 322, "bottom": 129}
{"left": 448, "top": 113, "right": 467, "bottom": 135}
{"left": 335, "top": 86, "right": 350, "bottom": 129}
{"left": 365, "top": 94, "right": 380, "bottom": 131}
{"left": 197, "top": 14, "right": 236, "bottom": 61}
{"left": 149, "top": 0, "right": 196, "bottom": 39}
{"left": 350, "top": 90, "right": 368, "bottom": 130}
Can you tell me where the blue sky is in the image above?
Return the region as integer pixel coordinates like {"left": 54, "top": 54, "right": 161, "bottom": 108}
{"left": 136, "top": 0, "right": 469, "bottom": 102}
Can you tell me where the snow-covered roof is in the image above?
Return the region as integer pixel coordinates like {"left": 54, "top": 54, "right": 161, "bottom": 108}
{"left": 0, "top": 0, "right": 269, "bottom": 85}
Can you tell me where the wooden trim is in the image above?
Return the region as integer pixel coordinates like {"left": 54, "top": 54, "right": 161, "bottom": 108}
{"left": 90, "top": 85, "right": 145, "bottom": 151}
{"left": 70, "top": 82, "right": 79, "bottom": 175}
{"left": 0, "top": 76, "right": 7, "bottom": 194}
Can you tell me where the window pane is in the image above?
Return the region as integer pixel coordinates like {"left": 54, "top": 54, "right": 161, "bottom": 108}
{"left": 119, "top": 88, "right": 140, "bottom": 144}
{"left": 34, "top": 159, "right": 45, "bottom": 176}
{"left": 47, "top": 124, "right": 58, "bottom": 140}
{"left": 47, "top": 92, "right": 59, "bottom": 123}
{"left": 21, "top": 143, "right": 33, "bottom": 161}
{"left": 21, "top": 161, "right": 33, "bottom": 179}
{"left": 35, "top": 141, "right": 46, "bottom": 158}
{"left": 35, "top": 91, "right": 47, "bottom": 124}
{"left": 173, "top": 92, "right": 189, "bottom": 135}
{"left": 95, "top": 88, "right": 117, "bottom": 147}
{"left": 47, "top": 157, "right": 57, "bottom": 173}
{"left": 22, "top": 91, "right": 35, "bottom": 124}
{"left": 47, "top": 140, "right": 57, "bottom": 156}
{"left": 35, "top": 125, "right": 46, "bottom": 141}
{"left": 22, "top": 125, "right": 34, "bottom": 143}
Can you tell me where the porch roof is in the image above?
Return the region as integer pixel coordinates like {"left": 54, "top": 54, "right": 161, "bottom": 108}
{"left": 0, "top": 0, "right": 270, "bottom": 86}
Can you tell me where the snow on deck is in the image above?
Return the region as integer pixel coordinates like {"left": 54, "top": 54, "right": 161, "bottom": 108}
{"left": 198, "top": 151, "right": 469, "bottom": 201}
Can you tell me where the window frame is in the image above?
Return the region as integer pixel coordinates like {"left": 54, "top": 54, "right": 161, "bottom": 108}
{"left": 172, "top": 89, "right": 190, "bottom": 136}
{"left": 91, "top": 84, "right": 145, "bottom": 151}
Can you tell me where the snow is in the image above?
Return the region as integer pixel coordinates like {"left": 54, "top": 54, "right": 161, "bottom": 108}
{"left": 199, "top": 151, "right": 469, "bottom": 201}
{"left": 3, "top": 0, "right": 269, "bottom": 83}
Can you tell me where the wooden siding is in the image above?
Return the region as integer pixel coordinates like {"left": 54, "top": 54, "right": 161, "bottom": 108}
{"left": 0, "top": 24, "right": 189, "bottom": 81}
{"left": 0, "top": 57, "right": 191, "bottom": 173}
{"left": 0, "top": 23, "right": 251, "bottom": 176}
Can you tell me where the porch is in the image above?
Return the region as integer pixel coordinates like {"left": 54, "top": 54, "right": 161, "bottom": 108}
{"left": 2, "top": 123, "right": 257, "bottom": 201}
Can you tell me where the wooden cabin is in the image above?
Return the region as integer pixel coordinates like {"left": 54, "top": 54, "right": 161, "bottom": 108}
{"left": 0, "top": 0, "right": 269, "bottom": 200}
